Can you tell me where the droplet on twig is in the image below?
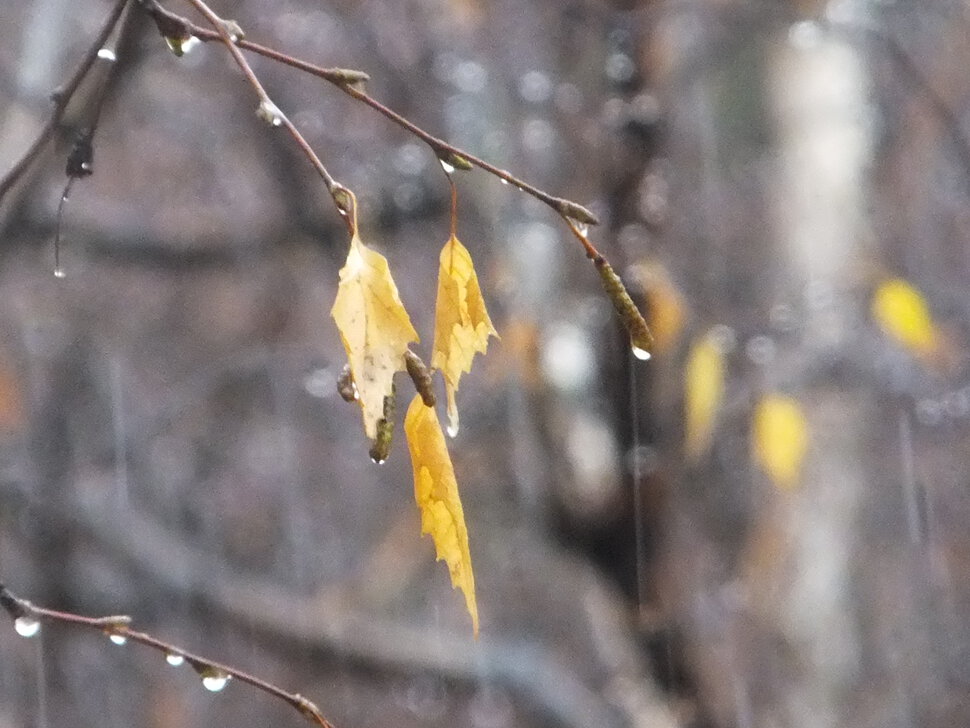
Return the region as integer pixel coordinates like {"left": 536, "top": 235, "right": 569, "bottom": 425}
{"left": 220, "top": 19, "right": 245, "bottom": 43}
{"left": 108, "top": 633, "right": 127, "bottom": 646}
{"left": 97, "top": 48, "right": 116, "bottom": 62}
{"left": 201, "top": 672, "right": 231, "bottom": 692}
{"left": 255, "top": 99, "right": 285, "bottom": 127}
{"left": 166, "top": 652, "right": 185, "bottom": 667}
{"left": 164, "top": 35, "right": 200, "bottom": 57}
{"left": 14, "top": 616, "right": 40, "bottom": 638}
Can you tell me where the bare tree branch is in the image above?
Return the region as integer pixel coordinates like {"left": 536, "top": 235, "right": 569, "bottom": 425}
{"left": 0, "top": 582, "right": 337, "bottom": 728}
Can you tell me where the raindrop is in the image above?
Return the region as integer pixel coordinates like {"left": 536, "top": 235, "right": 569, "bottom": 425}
{"left": 571, "top": 220, "right": 590, "bottom": 237}
{"left": 605, "top": 53, "right": 635, "bottom": 84}
{"left": 370, "top": 456, "right": 386, "bottom": 465}
{"left": 53, "top": 266, "right": 66, "bottom": 279}
{"left": 165, "top": 35, "right": 200, "bottom": 57}
{"left": 108, "top": 633, "right": 127, "bottom": 646}
{"left": 201, "top": 671, "right": 231, "bottom": 693}
{"left": 631, "top": 344, "right": 651, "bottom": 361}
{"left": 256, "top": 99, "right": 285, "bottom": 127}
{"left": 181, "top": 36, "right": 200, "bottom": 54}
{"left": 500, "top": 177, "right": 509, "bottom": 185}
{"left": 518, "top": 70, "right": 552, "bottom": 104}
{"left": 745, "top": 335, "right": 775, "bottom": 365}
{"left": 439, "top": 158, "right": 456, "bottom": 175}
{"left": 788, "top": 20, "right": 822, "bottom": 50}
{"left": 446, "top": 421, "right": 459, "bottom": 438}
{"left": 165, "top": 653, "right": 185, "bottom": 667}
{"left": 97, "top": 48, "right": 116, "bottom": 62}
{"left": 14, "top": 616, "right": 40, "bottom": 638}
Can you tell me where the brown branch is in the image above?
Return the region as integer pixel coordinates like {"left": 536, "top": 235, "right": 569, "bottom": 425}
{"left": 0, "top": 0, "right": 129, "bottom": 205}
{"left": 0, "top": 582, "right": 336, "bottom": 728}
{"left": 138, "top": 0, "right": 599, "bottom": 227}
{"left": 176, "top": 0, "right": 353, "bottom": 223}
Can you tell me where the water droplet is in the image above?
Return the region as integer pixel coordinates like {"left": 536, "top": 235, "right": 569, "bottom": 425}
{"left": 165, "top": 653, "right": 185, "bottom": 667}
{"left": 788, "top": 20, "right": 822, "bottom": 50}
{"left": 181, "top": 36, "right": 200, "bottom": 54}
{"left": 439, "top": 158, "right": 456, "bottom": 175}
{"left": 500, "top": 177, "right": 509, "bottom": 185}
{"left": 446, "top": 421, "right": 459, "bottom": 438}
{"left": 53, "top": 267, "right": 66, "bottom": 279}
{"left": 631, "top": 344, "right": 651, "bottom": 361}
{"left": 518, "top": 70, "right": 552, "bottom": 104}
{"left": 572, "top": 220, "right": 589, "bottom": 237}
{"left": 370, "top": 456, "right": 386, "bottom": 465}
{"left": 201, "top": 672, "right": 231, "bottom": 692}
{"left": 165, "top": 35, "right": 200, "bottom": 57}
{"left": 108, "top": 633, "right": 127, "bottom": 646}
{"left": 256, "top": 99, "right": 285, "bottom": 127}
{"left": 97, "top": 48, "right": 116, "bottom": 62}
{"left": 14, "top": 616, "right": 40, "bottom": 638}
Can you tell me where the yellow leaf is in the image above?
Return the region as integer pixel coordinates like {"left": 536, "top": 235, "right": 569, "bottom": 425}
{"left": 684, "top": 333, "right": 725, "bottom": 461}
{"left": 331, "top": 232, "right": 418, "bottom": 439}
{"left": 432, "top": 235, "right": 497, "bottom": 436}
{"left": 404, "top": 394, "right": 479, "bottom": 636}
{"left": 752, "top": 394, "right": 809, "bottom": 491}
{"left": 871, "top": 277, "right": 939, "bottom": 359}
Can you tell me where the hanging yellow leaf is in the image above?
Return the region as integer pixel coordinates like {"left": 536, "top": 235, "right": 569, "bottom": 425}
{"left": 752, "top": 394, "right": 809, "bottom": 491}
{"left": 404, "top": 394, "right": 478, "bottom": 636}
{"left": 871, "top": 277, "right": 939, "bottom": 359}
{"left": 432, "top": 234, "right": 497, "bottom": 436}
{"left": 684, "top": 333, "right": 725, "bottom": 461}
{"left": 331, "top": 232, "right": 418, "bottom": 439}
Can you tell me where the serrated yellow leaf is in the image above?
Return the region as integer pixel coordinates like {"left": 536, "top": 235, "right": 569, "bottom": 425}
{"left": 404, "top": 394, "right": 478, "bottom": 636}
{"left": 331, "top": 233, "right": 418, "bottom": 439}
{"left": 871, "top": 278, "right": 939, "bottom": 359}
{"left": 431, "top": 235, "right": 497, "bottom": 436}
{"left": 684, "top": 333, "right": 725, "bottom": 461}
{"left": 752, "top": 394, "right": 809, "bottom": 491}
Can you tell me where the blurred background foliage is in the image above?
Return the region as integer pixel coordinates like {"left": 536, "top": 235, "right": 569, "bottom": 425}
{"left": 1, "top": 1, "right": 970, "bottom": 727}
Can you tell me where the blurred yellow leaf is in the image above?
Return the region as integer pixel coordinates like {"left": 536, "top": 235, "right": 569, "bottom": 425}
{"left": 404, "top": 394, "right": 479, "bottom": 636}
{"left": 432, "top": 234, "right": 497, "bottom": 436}
{"left": 629, "top": 262, "right": 686, "bottom": 354}
{"left": 752, "top": 394, "right": 809, "bottom": 491}
{"left": 871, "top": 277, "right": 939, "bottom": 359}
{"left": 684, "top": 333, "right": 725, "bottom": 461}
{"left": 331, "top": 232, "right": 418, "bottom": 439}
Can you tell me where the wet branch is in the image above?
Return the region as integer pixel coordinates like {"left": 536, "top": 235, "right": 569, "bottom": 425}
{"left": 0, "top": 582, "right": 336, "bottom": 728}
{"left": 138, "top": 0, "right": 599, "bottom": 227}
{"left": 0, "top": 0, "right": 128, "bottom": 203}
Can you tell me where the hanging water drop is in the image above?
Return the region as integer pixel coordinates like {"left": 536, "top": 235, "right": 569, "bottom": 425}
{"left": 53, "top": 266, "right": 66, "bottom": 279}
{"left": 256, "top": 99, "right": 285, "bottom": 127}
{"left": 14, "top": 616, "right": 40, "bottom": 638}
{"left": 573, "top": 220, "right": 590, "bottom": 237}
{"left": 500, "top": 177, "right": 510, "bottom": 185}
{"left": 165, "top": 653, "right": 185, "bottom": 667}
{"left": 370, "top": 456, "right": 386, "bottom": 465}
{"left": 97, "top": 48, "right": 116, "bottom": 62}
{"left": 446, "top": 421, "right": 459, "bottom": 438}
{"left": 201, "top": 671, "right": 231, "bottom": 692}
{"left": 165, "top": 35, "right": 200, "bottom": 57}
{"left": 631, "top": 344, "right": 651, "bottom": 361}
{"left": 439, "top": 158, "right": 456, "bottom": 175}
{"left": 108, "top": 633, "right": 127, "bottom": 646}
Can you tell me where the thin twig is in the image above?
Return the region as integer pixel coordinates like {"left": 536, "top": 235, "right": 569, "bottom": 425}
{"left": 138, "top": 0, "right": 600, "bottom": 227}
{"left": 179, "top": 0, "right": 351, "bottom": 222}
{"left": 0, "top": 0, "right": 129, "bottom": 205}
{"left": 0, "top": 582, "right": 336, "bottom": 728}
